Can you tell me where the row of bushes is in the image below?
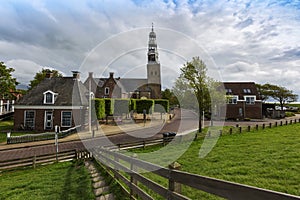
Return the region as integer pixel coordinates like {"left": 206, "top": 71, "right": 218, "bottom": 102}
{"left": 93, "top": 98, "right": 169, "bottom": 119}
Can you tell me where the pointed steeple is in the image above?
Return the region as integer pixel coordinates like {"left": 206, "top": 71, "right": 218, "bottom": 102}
{"left": 148, "top": 23, "right": 159, "bottom": 64}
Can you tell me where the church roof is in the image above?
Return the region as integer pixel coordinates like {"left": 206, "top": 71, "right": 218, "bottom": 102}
{"left": 118, "top": 78, "right": 148, "bottom": 92}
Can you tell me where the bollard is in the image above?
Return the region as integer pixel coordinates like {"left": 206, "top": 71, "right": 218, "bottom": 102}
{"left": 256, "top": 124, "right": 259, "bottom": 131}
{"left": 275, "top": 122, "right": 278, "bottom": 127}
{"left": 239, "top": 127, "right": 242, "bottom": 133}
{"left": 262, "top": 124, "right": 265, "bottom": 129}
{"left": 229, "top": 128, "right": 232, "bottom": 135}
{"left": 269, "top": 123, "right": 272, "bottom": 128}
{"left": 247, "top": 126, "right": 251, "bottom": 132}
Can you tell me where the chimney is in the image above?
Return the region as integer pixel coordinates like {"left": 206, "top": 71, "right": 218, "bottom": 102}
{"left": 45, "top": 72, "right": 53, "bottom": 79}
{"left": 109, "top": 72, "right": 114, "bottom": 78}
{"left": 72, "top": 71, "right": 80, "bottom": 80}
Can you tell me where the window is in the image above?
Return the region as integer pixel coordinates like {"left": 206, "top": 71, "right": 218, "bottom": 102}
{"left": 245, "top": 96, "right": 255, "bottom": 104}
{"left": 105, "top": 87, "right": 109, "bottom": 95}
{"left": 227, "top": 96, "right": 238, "bottom": 104}
{"left": 226, "top": 88, "right": 232, "bottom": 94}
{"left": 61, "top": 111, "right": 72, "bottom": 127}
{"left": 43, "top": 90, "right": 57, "bottom": 104}
{"left": 243, "top": 89, "right": 251, "bottom": 94}
{"left": 45, "top": 93, "right": 53, "bottom": 103}
{"left": 24, "top": 111, "right": 35, "bottom": 129}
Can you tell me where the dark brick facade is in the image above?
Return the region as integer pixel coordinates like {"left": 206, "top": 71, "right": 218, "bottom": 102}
{"left": 14, "top": 108, "right": 84, "bottom": 132}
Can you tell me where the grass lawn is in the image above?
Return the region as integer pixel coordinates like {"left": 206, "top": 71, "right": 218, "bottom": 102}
{"left": 128, "top": 123, "right": 300, "bottom": 199}
{"left": 0, "top": 119, "right": 36, "bottom": 143}
{"left": 0, "top": 161, "right": 95, "bottom": 200}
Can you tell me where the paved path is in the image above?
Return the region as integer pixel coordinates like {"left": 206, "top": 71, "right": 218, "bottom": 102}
{"left": 85, "top": 161, "right": 115, "bottom": 200}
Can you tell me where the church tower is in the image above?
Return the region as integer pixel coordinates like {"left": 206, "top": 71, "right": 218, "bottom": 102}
{"left": 147, "top": 23, "right": 161, "bottom": 98}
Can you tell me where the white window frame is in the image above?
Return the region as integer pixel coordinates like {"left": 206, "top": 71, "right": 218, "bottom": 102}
{"left": 24, "top": 110, "right": 35, "bottom": 129}
{"left": 104, "top": 87, "right": 109, "bottom": 95}
{"left": 245, "top": 95, "right": 256, "bottom": 105}
{"left": 43, "top": 90, "right": 58, "bottom": 104}
{"left": 226, "top": 95, "right": 238, "bottom": 104}
{"left": 61, "top": 111, "right": 72, "bottom": 127}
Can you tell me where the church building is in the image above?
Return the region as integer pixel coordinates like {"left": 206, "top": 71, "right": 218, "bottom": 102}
{"left": 84, "top": 24, "right": 162, "bottom": 99}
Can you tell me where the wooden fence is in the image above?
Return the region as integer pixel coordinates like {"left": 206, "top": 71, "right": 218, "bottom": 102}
{"left": 92, "top": 147, "right": 300, "bottom": 200}
{"left": 212, "top": 118, "right": 300, "bottom": 136}
{"left": 0, "top": 149, "right": 91, "bottom": 171}
{"left": 7, "top": 125, "right": 81, "bottom": 144}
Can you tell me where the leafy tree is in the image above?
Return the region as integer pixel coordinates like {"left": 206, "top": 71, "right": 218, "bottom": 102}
{"left": 161, "top": 88, "right": 179, "bottom": 106}
{"left": 257, "top": 83, "right": 298, "bottom": 110}
{"left": 0, "top": 62, "right": 19, "bottom": 99}
{"left": 176, "top": 56, "right": 216, "bottom": 133}
{"left": 28, "top": 68, "right": 62, "bottom": 90}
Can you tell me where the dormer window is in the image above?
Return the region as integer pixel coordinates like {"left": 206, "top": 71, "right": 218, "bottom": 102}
{"left": 43, "top": 90, "right": 58, "bottom": 104}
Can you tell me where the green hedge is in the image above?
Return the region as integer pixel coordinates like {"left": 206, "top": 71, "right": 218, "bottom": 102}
{"left": 93, "top": 98, "right": 105, "bottom": 119}
{"left": 154, "top": 99, "right": 169, "bottom": 113}
{"left": 93, "top": 98, "right": 170, "bottom": 119}
{"left": 104, "top": 99, "right": 114, "bottom": 115}
{"left": 133, "top": 99, "right": 154, "bottom": 114}
{"left": 114, "top": 99, "right": 130, "bottom": 115}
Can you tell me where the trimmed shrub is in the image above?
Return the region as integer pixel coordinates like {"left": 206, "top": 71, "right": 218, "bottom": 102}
{"left": 104, "top": 99, "right": 114, "bottom": 116}
{"left": 93, "top": 98, "right": 105, "bottom": 119}
{"left": 114, "top": 99, "right": 130, "bottom": 115}
{"left": 154, "top": 99, "right": 169, "bottom": 113}
{"left": 134, "top": 99, "right": 154, "bottom": 114}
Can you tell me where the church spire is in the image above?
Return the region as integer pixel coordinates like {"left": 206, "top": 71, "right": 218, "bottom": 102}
{"left": 148, "top": 23, "right": 159, "bottom": 63}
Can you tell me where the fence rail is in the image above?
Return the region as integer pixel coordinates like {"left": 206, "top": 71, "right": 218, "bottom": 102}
{"left": 7, "top": 125, "right": 81, "bottom": 144}
{"left": 92, "top": 147, "right": 300, "bottom": 200}
{"left": 0, "top": 149, "right": 91, "bottom": 171}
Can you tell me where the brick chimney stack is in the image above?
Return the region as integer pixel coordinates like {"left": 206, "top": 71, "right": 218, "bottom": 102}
{"left": 72, "top": 71, "right": 80, "bottom": 80}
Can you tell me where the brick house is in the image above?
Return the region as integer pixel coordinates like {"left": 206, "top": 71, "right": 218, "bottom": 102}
{"left": 14, "top": 72, "right": 88, "bottom": 132}
{"left": 223, "top": 82, "right": 262, "bottom": 119}
{"left": 83, "top": 72, "right": 156, "bottom": 99}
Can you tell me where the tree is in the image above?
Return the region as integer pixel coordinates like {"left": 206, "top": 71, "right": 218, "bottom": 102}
{"left": 28, "top": 68, "right": 62, "bottom": 90}
{"left": 161, "top": 88, "right": 179, "bottom": 106}
{"left": 177, "top": 57, "right": 215, "bottom": 133}
{"left": 257, "top": 83, "right": 298, "bottom": 109}
{"left": 0, "top": 62, "right": 19, "bottom": 99}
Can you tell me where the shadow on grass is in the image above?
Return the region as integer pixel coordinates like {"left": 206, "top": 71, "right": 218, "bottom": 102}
{"left": 60, "top": 161, "right": 94, "bottom": 200}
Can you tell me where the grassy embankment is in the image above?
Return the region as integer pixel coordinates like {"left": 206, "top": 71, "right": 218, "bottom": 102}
{"left": 0, "top": 161, "right": 95, "bottom": 200}
{"left": 128, "top": 123, "right": 300, "bottom": 199}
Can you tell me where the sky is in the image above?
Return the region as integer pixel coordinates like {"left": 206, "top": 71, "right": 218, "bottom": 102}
{"left": 1, "top": 0, "right": 300, "bottom": 98}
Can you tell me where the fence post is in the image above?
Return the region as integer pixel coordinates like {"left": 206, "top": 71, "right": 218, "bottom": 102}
{"left": 262, "top": 124, "right": 265, "bottom": 129}
{"left": 247, "top": 126, "right": 251, "bottom": 132}
{"left": 239, "top": 126, "right": 242, "bottom": 133}
{"left": 33, "top": 155, "right": 36, "bottom": 169}
{"left": 275, "top": 122, "right": 278, "bottom": 127}
{"left": 168, "top": 162, "right": 182, "bottom": 199}
{"left": 285, "top": 121, "right": 288, "bottom": 125}
{"left": 280, "top": 121, "right": 283, "bottom": 126}
{"left": 229, "top": 128, "right": 232, "bottom": 135}
{"left": 290, "top": 120, "right": 292, "bottom": 125}
{"left": 255, "top": 124, "right": 259, "bottom": 131}
{"left": 130, "top": 154, "right": 138, "bottom": 199}
{"left": 269, "top": 123, "right": 272, "bottom": 128}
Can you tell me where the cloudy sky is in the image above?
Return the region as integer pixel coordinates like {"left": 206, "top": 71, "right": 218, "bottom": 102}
{"left": 1, "top": 0, "right": 300, "bottom": 97}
